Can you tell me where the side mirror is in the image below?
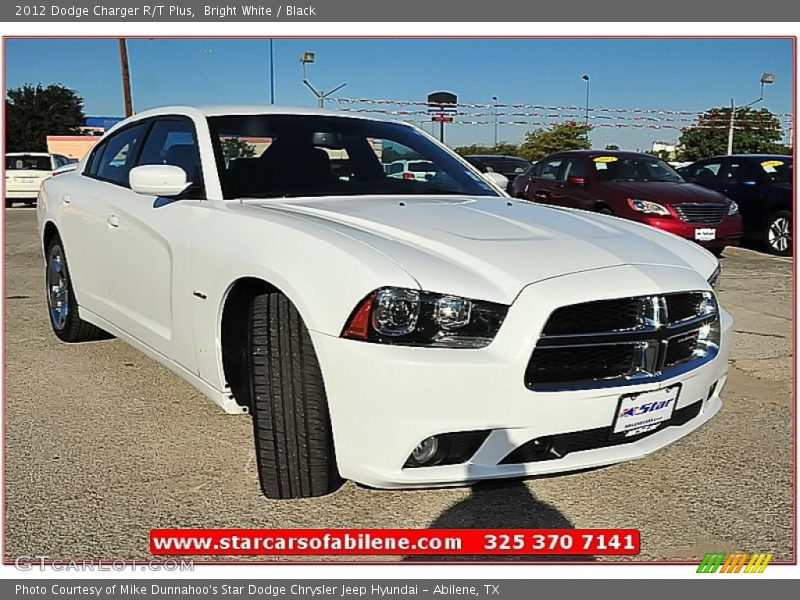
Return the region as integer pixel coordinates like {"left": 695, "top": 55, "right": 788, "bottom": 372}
{"left": 129, "top": 165, "right": 191, "bottom": 197}
{"left": 567, "top": 175, "right": 585, "bottom": 185}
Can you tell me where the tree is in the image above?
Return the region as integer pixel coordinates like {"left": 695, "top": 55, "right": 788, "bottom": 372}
{"left": 221, "top": 137, "right": 256, "bottom": 161}
{"left": 678, "top": 106, "right": 787, "bottom": 161}
{"left": 6, "top": 84, "right": 85, "bottom": 152}
{"left": 454, "top": 142, "right": 521, "bottom": 156}
{"left": 517, "top": 121, "right": 592, "bottom": 162}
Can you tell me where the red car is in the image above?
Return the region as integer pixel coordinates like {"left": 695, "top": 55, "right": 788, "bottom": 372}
{"left": 513, "top": 150, "right": 743, "bottom": 255}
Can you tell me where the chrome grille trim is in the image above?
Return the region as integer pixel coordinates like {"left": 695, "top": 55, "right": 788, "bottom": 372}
{"left": 674, "top": 203, "right": 726, "bottom": 224}
{"left": 526, "top": 292, "right": 720, "bottom": 391}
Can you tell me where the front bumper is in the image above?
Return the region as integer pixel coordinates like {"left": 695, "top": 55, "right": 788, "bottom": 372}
{"left": 312, "top": 264, "right": 732, "bottom": 489}
{"left": 639, "top": 213, "right": 743, "bottom": 249}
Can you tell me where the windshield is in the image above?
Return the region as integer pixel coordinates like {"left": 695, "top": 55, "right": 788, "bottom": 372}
{"left": 759, "top": 158, "right": 792, "bottom": 185}
{"left": 6, "top": 155, "right": 51, "bottom": 171}
{"left": 208, "top": 115, "right": 500, "bottom": 200}
{"left": 592, "top": 155, "right": 683, "bottom": 183}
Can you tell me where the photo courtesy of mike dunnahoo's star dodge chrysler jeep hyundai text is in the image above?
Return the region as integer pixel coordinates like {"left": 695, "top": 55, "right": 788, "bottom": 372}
{"left": 37, "top": 106, "right": 730, "bottom": 499}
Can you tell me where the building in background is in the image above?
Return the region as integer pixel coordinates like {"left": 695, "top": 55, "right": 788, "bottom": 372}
{"left": 651, "top": 140, "right": 679, "bottom": 160}
{"left": 46, "top": 115, "right": 123, "bottom": 160}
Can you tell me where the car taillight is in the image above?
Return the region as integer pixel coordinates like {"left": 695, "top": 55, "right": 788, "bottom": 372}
{"left": 402, "top": 172, "right": 416, "bottom": 180}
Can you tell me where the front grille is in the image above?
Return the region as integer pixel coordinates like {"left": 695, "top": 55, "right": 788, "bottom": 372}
{"left": 526, "top": 292, "right": 720, "bottom": 390}
{"left": 527, "top": 344, "right": 639, "bottom": 385}
{"left": 674, "top": 203, "right": 726, "bottom": 224}
{"left": 500, "top": 399, "right": 704, "bottom": 464}
{"left": 542, "top": 298, "right": 643, "bottom": 335}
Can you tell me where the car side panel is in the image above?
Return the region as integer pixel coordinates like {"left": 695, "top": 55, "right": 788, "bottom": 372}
{"left": 186, "top": 202, "right": 419, "bottom": 393}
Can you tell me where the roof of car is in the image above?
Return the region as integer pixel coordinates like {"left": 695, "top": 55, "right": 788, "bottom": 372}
{"left": 6, "top": 152, "right": 51, "bottom": 157}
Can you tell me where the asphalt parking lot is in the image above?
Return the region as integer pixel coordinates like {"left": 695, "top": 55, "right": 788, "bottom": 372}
{"left": 3, "top": 207, "right": 794, "bottom": 562}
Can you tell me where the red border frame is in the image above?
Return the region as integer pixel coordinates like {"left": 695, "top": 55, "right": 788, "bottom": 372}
{"left": 1, "top": 34, "right": 796, "bottom": 568}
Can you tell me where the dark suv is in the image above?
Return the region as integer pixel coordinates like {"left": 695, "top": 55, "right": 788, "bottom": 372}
{"left": 463, "top": 155, "right": 531, "bottom": 193}
{"left": 679, "top": 155, "right": 792, "bottom": 256}
{"left": 513, "top": 150, "right": 743, "bottom": 256}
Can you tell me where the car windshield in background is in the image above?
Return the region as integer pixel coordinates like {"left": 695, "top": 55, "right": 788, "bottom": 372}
{"left": 6, "top": 155, "right": 50, "bottom": 171}
{"left": 207, "top": 115, "right": 500, "bottom": 200}
{"left": 759, "top": 158, "right": 793, "bottom": 185}
{"left": 592, "top": 156, "right": 683, "bottom": 183}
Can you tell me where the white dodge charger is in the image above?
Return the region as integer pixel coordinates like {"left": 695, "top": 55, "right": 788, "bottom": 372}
{"left": 37, "top": 106, "right": 731, "bottom": 499}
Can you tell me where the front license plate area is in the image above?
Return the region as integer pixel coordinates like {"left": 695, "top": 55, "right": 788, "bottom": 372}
{"left": 611, "top": 384, "right": 681, "bottom": 440}
{"left": 695, "top": 228, "right": 716, "bottom": 241}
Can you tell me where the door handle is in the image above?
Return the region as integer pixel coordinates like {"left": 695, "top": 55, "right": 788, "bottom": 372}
{"left": 107, "top": 215, "right": 120, "bottom": 228}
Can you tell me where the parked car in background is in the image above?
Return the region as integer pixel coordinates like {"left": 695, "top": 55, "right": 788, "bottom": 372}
{"left": 463, "top": 154, "right": 530, "bottom": 193}
{"left": 462, "top": 155, "right": 509, "bottom": 190}
{"left": 386, "top": 159, "right": 437, "bottom": 181}
{"left": 6, "top": 152, "right": 72, "bottom": 207}
{"left": 678, "top": 155, "right": 792, "bottom": 256}
{"left": 38, "top": 106, "right": 729, "bottom": 499}
{"left": 513, "top": 150, "right": 742, "bottom": 256}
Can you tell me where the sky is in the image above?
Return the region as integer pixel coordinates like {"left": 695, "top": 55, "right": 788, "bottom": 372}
{"left": 5, "top": 37, "right": 794, "bottom": 151}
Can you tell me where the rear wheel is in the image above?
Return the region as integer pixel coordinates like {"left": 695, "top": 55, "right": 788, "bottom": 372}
{"left": 763, "top": 210, "right": 792, "bottom": 256}
{"left": 597, "top": 205, "right": 613, "bottom": 215}
{"left": 46, "top": 236, "right": 107, "bottom": 342}
{"left": 248, "top": 291, "right": 342, "bottom": 499}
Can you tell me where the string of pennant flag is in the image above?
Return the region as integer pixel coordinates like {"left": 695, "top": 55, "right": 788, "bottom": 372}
{"left": 331, "top": 97, "right": 793, "bottom": 130}
{"left": 332, "top": 96, "right": 793, "bottom": 117}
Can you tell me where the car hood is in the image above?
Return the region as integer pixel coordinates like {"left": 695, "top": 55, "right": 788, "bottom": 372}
{"left": 250, "top": 195, "right": 717, "bottom": 304}
{"left": 602, "top": 181, "right": 727, "bottom": 204}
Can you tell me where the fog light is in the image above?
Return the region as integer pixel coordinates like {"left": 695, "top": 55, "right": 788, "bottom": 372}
{"left": 411, "top": 436, "right": 439, "bottom": 464}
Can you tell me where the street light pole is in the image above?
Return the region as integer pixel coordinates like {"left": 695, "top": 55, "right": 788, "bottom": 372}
{"left": 269, "top": 38, "right": 275, "bottom": 104}
{"left": 582, "top": 74, "right": 590, "bottom": 127}
{"left": 727, "top": 72, "right": 775, "bottom": 155}
{"left": 300, "top": 51, "right": 346, "bottom": 108}
{"left": 492, "top": 95, "right": 498, "bottom": 147}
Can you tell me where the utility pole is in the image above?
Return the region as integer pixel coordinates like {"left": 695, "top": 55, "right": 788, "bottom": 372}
{"left": 118, "top": 38, "right": 133, "bottom": 117}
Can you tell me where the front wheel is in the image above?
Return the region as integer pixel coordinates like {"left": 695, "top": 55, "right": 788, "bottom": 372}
{"left": 46, "top": 236, "right": 107, "bottom": 342}
{"left": 763, "top": 210, "right": 792, "bottom": 256}
{"left": 248, "top": 291, "right": 342, "bottom": 499}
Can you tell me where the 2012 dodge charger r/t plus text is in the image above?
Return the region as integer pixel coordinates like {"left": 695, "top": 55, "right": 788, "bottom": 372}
{"left": 37, "top": 106, "right": 731, "bottom": 499}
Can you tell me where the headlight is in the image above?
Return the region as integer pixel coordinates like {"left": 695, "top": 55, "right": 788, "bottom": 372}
{"left": 626, "top": 198, "right": 671, "bottom": 216}
{"left": 728, "top": 200, "right": 739, "bottom": 216}
{"left": 707, "top": 265, "right": 721, "bottom": 292}
{"left": 342, "top": 287, "right": 508, "bottom": 348}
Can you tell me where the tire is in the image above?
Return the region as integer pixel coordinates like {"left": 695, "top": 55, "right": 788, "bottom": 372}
{"left": 710, "top": 247, "right": 726, "bottom": 258}
{"left": 248, "top": 291, "right": 342, "bottom": 499}
{"left": 763, "top": 211, "right": 792, "bottom": 256}
{"left": 597, "top": 205, "right": 613, "bottom": 215}
{"left": 45, "top": 235, "right": 107, "bottom": 343}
